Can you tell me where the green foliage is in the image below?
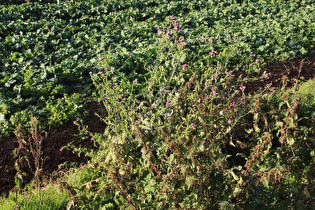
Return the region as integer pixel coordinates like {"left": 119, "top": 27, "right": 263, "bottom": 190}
{"left": 0, "top": 185, "right": 68, "bottom": 210}
{"left": 0, "top": 0, "right": 314, "bottom": 209}
{"left": 44, "top": 93, "right": 89, "bottom": 129}
{"left": 298, "top": 78, "right": 315, "bottom": 107}
{"left": 1, "top": 0, "right": 315, "bottom": 137}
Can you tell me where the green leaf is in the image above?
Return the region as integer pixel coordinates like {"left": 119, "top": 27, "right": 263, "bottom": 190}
{"left": 235, "top": 165, "right": 242, "bottom": 171}
{"left": 199, "top": 143, "right": 204, "bottom": 151}
{"left": 289, "top": 187, "right": 299, "bottom": 194}
{"left": 299, "top": 47, "right": 308, "bottom": 55}
{"left": 12, "top": 148, "right": 17, "bottom": 157}
{"left": 232, "top": 186, "right": 242, "bottom": 197}
{"left": 0, "top": 113, "right": 5, "bottom": 121}
{"left": 275, "top": 121, "right": 283, "bottom": 128}
{"left": 180, "top": 54, "right": 186, "bottom": 63}
{"left": 262, "top": 177, "right": 269, "bottom": 188}
{"left": 185, "top": 176, "right": 195, "bottom": 190}
{"left": 300, "top": 190, "right": 310, "bottom": 200}
{"left": 246, "top": 128, "right": 253, "bottom": 134}
{"left": 15, "top": 174, "right": 23, "bottom": 192}
{"left": 287, "top": 137, "right": 295, "bottom": 146}
{"left": 288, "top": 117, "right": 294, "bottom": 128}
{"left": 230, "top": 171, "right": 239, "bottom": 181}
{"left": 254, "top": 124, "right": 260, "bottom": 133}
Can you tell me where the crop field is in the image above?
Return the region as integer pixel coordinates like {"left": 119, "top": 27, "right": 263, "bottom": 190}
{"left": 0, "top": 0, "right": 315, "bottom": 209}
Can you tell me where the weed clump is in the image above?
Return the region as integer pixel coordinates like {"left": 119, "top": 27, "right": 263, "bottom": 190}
{"left": 61, "top": 18, "right": 315, "bottom": 209}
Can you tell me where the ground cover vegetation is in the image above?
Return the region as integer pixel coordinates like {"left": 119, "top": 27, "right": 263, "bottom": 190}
{"left": 0, "top": 0, "right": 315, "bottom": 209}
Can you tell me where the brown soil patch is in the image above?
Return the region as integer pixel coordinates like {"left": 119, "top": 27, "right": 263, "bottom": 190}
{"left": 0, "top": 52, "right": 315, "bottom": 197}
{"left": 245, "top": 52, "right": 315, "bottom": 93}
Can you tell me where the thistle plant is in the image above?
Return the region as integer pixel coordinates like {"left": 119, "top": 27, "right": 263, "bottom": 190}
{"left": 66, "top": 17, "right": 314, "bottom": 209}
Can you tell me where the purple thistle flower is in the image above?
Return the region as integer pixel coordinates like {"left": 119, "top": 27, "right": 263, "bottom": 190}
{"left": 228, "top": 119, "right": 232, "bottom": 124}
{"left": 191, "top": 123, "right": 197, "bottom": 130}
